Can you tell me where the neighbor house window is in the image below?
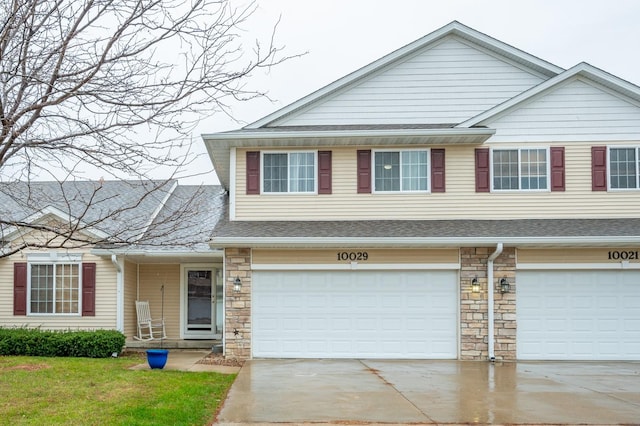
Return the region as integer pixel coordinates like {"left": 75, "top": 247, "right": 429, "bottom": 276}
{"left": 262, "top": 152, "right": 316, "bottom": 193}
{"left": 493, "top": 148, "right": 548, "bottom": 190}
{"left": 609, "top": 147, "right": 640, "bottom": 189}
{"left": 374, "top": 150, "right": 429, "bottom": 192}
{"left": 29, "top": 263, "right": 80, "bottom": 314}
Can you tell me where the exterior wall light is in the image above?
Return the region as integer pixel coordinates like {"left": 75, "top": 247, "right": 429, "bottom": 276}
{"left": 471, "top": 277, "right": 480, "bottom": 293}
{"left": 233, "top": 277, "right": 242, "bottom": 293}
{"left": 500, "top": 277, "right": 510, "bottom": 293}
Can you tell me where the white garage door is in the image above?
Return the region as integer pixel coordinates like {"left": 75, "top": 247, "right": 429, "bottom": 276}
{"left": 518, "top": 270, "right": 640, "bottom": 360}
{"left": 252, "top": 270, "right": 458, "bottom": 359}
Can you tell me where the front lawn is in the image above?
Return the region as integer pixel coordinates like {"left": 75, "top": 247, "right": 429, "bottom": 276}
{"left": 0, "top": 354, "right": 236, "bottom": 425}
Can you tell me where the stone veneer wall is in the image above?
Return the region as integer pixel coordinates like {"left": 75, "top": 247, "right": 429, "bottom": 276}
{"left": 224, "top": 248, "right": 251, "bottom": 359}
{"left": 460, "top": 247, "right": 516, "bottom": 361}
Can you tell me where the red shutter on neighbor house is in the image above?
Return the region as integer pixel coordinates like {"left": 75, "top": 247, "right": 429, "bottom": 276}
{"left": 592, "top": 146, "right": 607, "bottom": 191}
{"left": 317, "top": 151, "right": 332, "bottom": 194}
{"left": 550, "top": 147, "right": 565, "bottom": 191}
{"left": 475, "top": 148, "right": 490, "bottom": 192}
{"left": 13, "top": 263, "right": 27, "bottom": 316}
{"left": 431, "top": 149, "right": 445, "bottom": 193}
{"left": 246, "top": 151, "right": 260, "bottom": 195}
{"left": 82, "top": 263, "right": 96, "bottom": 317}
{"left": 357, "top": 150, "right": 372, "bottom": 194}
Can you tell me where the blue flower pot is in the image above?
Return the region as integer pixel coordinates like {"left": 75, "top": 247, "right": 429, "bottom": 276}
{"left": 146, "top": 349, "right": 169, "bottom": 369}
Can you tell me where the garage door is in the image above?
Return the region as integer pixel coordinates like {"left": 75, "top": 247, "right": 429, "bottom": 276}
{"left": 252, "top": 270, "right": 458, "bottom": 358}
{"left": 517, "top": 270, "right": 640, "bottom": 360}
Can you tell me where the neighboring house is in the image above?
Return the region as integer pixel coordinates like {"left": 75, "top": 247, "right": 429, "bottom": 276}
{"left": 1, "top": 180, "right": 226, "bottom": 346}
{"left": 202, "top": 21, "right": 640, "bottom": 361}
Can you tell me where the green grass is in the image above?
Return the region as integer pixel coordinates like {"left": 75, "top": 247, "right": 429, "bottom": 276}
{"left": 0, "top": 354, "right": 236, "bottom": 426}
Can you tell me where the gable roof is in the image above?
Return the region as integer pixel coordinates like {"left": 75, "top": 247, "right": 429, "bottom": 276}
{"left": 459, "top": 62, "right": 640, "bottom": 127}
{"left": 247, "top": 21, "right": 564, "bottom": 129}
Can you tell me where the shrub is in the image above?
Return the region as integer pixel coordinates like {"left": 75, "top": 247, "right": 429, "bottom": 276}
{"left": 0, "top": 328, "right": 125, "bottom": 358}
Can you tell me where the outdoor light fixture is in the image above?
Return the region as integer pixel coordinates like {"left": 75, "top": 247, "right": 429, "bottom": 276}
{"left": 471, "top": 277, "right": 480, "bottom": 293}
{"left": 500, "top": 278, "right": 510, "bottom": 293}
{"left": 233, "top": 277, "right": 242, "bottom": 293}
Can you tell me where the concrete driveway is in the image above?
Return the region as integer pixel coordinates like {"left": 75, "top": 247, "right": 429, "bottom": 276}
{"left": 216, "top": 359, "right": 640, "bottom": 425}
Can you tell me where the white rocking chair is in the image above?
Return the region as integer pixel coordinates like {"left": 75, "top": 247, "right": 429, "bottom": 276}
{"left": 134, "top": 300, "right": 166, "bottom": 341}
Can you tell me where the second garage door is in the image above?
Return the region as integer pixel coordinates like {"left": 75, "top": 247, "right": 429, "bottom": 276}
{"left": 252, "top": 270, "right": 458, "bottom": 359}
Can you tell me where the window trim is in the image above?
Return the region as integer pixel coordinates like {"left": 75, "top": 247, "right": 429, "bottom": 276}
{"left": 260, "top": 150, "right": 318, "bottom": 195}
{"left": 490, "top": 147, "right": 551, "bottom": 192}
{"left": 607, "top": 146, "right": 640, "bottom": 191}
{"left": 371, "top": 148, "right": 431, "bottom": 194}
{"left": 26, "top": 253, "right": 82, "bottom": 316}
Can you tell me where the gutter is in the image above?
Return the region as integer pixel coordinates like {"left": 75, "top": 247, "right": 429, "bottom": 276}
{"left": 487, "top": 243, "right": 503, "bottom": 361}
{"left": 111, "top": 255, "right": 124, "bottom": 333}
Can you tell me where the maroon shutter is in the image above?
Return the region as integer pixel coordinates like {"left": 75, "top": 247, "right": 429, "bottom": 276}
{"left": 246, "top": 151, "right": 260, "bottom": 195}
{"left": 13, "top": 263, "right": 27, "bottom": 315}
{"left": 475, "top": 148, "right": 490, "bottom": 192}
{"left": 317, "top": 151, "right": 332, "bottom": 194}
{"left": 550, "top": 147, "right": 565, "bottom": 191}
{"left": 82, "top": 263, "right": 96, "bottom": 317}
{"left": 357, "top": 150, "right": 372, "bottom": 194}
{"left": 592, "top": 146, "right": 607, "bottom": 191}
{"left": 431, "top": 149, "right": 445, "bottom": 193}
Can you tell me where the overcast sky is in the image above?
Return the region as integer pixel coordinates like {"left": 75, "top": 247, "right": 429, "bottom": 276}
{"left": 189, "top": 0, "right": 640, "bottom": 184}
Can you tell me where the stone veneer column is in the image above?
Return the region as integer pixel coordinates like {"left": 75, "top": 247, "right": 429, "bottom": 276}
{"left": 224, "top": 248, "right": 251, "bottom": 360}
{"left": 460, "top": 247, "right": 516, "bottom": 361}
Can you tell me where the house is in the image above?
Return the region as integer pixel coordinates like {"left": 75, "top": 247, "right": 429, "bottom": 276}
{"left": 1, "top": 180, "right": 227, "bottom": 347}
{"left": 202, "top": 21, "right": 640, "bottom": 361}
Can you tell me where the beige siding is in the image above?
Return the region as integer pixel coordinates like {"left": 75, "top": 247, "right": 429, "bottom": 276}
{"left": 137, "top": 264, "right": 180, "bottom": 339}
{"left": 0, "top": 251, "right": 117, "bottom": 330}
{"left": 235, "top": 143, "right": 640, "bottom": 220}
{"left": 123, "top": 260, "right": 138, "bottom": 337}
{"left": 253, "top": 249, "right": 459, "bottom": 264}
{"left": 274, "top": 37, "right": 544, "bottom": 126}
{"left": 518, "top": 248, "right": 640, "bottom": 264}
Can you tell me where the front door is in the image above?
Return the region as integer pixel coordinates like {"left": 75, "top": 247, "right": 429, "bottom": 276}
{"left": 183, "top": 268, "right": 217, "bottom": 339}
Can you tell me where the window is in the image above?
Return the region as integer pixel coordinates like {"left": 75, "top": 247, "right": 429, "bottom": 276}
{"left": 29, "top": 263, "right": 80, "bottom": 314}
{"left": 492, "top": 148, "right": 548, "bottom": 191}
{"left": 609, "top": 147, "right": 639, "bottom": 189}
{"left": 374, "top": 150, "right": 429, "bottom": 192}
{"left": 263, "top": 152, "right": 316, "bottom": 193}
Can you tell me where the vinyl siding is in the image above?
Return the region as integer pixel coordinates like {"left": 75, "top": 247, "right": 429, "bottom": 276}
{"left": 137, "top": 264, "right": 180, "bottom": 339}
{"left": 273, "top": 37, "right": 545, "bottom": 126}
{"left": 486, "top": 78, "right": 640, "bottom": 142}
{"left": 0, "top": 251, "right": 117, "bottom": 330}
{"left": 235, "top": 144, "right": 640, "bottom": 220}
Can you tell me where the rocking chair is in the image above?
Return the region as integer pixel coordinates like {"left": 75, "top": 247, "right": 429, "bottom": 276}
{"left": 134, "top": 300, "right": 166, "bottom": 341}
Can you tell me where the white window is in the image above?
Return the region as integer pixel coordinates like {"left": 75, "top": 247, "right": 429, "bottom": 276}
{"left": 374, "top": 150, "right": 429, "bottom": 192}
{"left": 492, "top": 148, "right": 548, "bottom": 191}
{"left": 609, "top": 147, "right": 640, "bottom": 189}
{"left": 262, "top": 152, "right": 316, "bottom": 193}
{"left": 28, "top": 253, "right": 82, "bottom": 315}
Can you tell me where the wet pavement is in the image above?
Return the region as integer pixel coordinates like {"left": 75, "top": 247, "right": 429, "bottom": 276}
{"left": 216, "top": 359, "right": 640, "bottom": 425}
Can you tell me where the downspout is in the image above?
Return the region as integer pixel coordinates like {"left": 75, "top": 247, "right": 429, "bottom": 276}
{"left": 111, "top": 255, "right": 124, "bottom": 333}
{"left": 487, "top": 243, "right": 503, "bottom": 361}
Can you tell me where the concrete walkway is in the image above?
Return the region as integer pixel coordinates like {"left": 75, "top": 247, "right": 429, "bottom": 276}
{"left": 129, "top": 350, "right": 241, "bottom": 374}
{"left": 216, "top": 359, "right": 640, "bottom": 425}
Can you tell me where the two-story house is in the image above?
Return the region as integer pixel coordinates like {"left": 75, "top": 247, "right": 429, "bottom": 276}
{"left": 203, "top": 21, "right": 640, "bottom": 361}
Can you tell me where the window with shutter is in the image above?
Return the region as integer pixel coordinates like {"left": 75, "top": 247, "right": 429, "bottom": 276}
{"left": 475, "top": 148, "right": 490, "bottom": 192}
{"left": 591, "top": 146, "right": 607, "bottom": 191}
{"left": 431, "top": 149, "right": 445, "bottom": 193}
{"left": 550, "top": 147, "right": 565, "bottom": 191}
{"left": 357, "top": 150, "right": 372, "bottom": 194}
{"left": 318, "top": 151, "right": 332, "bottom": 194}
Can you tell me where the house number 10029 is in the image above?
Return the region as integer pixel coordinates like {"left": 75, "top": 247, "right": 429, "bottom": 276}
{"left": 337, "top": 251, "right": 369, "bottom": 261}
{"left": 608, "top": 250, "right": 639, "bottom": 260}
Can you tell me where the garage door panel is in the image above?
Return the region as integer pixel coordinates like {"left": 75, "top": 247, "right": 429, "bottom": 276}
{"left": 253, "top": 270, "right": 458, "bottom": 359}
{"left": 518, "top": 270, "right": 640, "bottom": 360}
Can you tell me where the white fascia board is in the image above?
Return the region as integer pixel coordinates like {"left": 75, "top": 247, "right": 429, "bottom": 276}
{"left": 247, "top": 21, "right": 563, "bottom": 129}
{"left": 208, "top": 236, "right": 640, "bottom": 248}
{"left": 90, "top": 248, "right": 223, "bottom": 257}
{"left": 459, "top": 62, "right": 640, "bottom": 128}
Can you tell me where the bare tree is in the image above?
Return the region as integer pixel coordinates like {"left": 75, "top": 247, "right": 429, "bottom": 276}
{"left": 0, "top": 0, "right": 291, "bottom": 255}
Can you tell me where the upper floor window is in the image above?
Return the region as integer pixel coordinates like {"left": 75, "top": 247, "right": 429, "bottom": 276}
{"left": 29, "top": 262, "right": 80, "bottom": 315}
{"left": 373, "top": 149, "right": 429, "bottom": 192}
{"left": 263, "top": 152, "right": 316, "bottom": 193}
{"left": 609, "top": 147, "right": 640, "bottom": 189}
{"left": 492, "top": 148, "right": 548, "bottom": 191}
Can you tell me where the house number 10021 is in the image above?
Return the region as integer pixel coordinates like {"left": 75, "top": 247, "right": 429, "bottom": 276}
{"left": 608, "top": 250, "right": 639, "bottom": 260}
{"left": 337, "top": 251, "right": 369, "bottom": 261}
